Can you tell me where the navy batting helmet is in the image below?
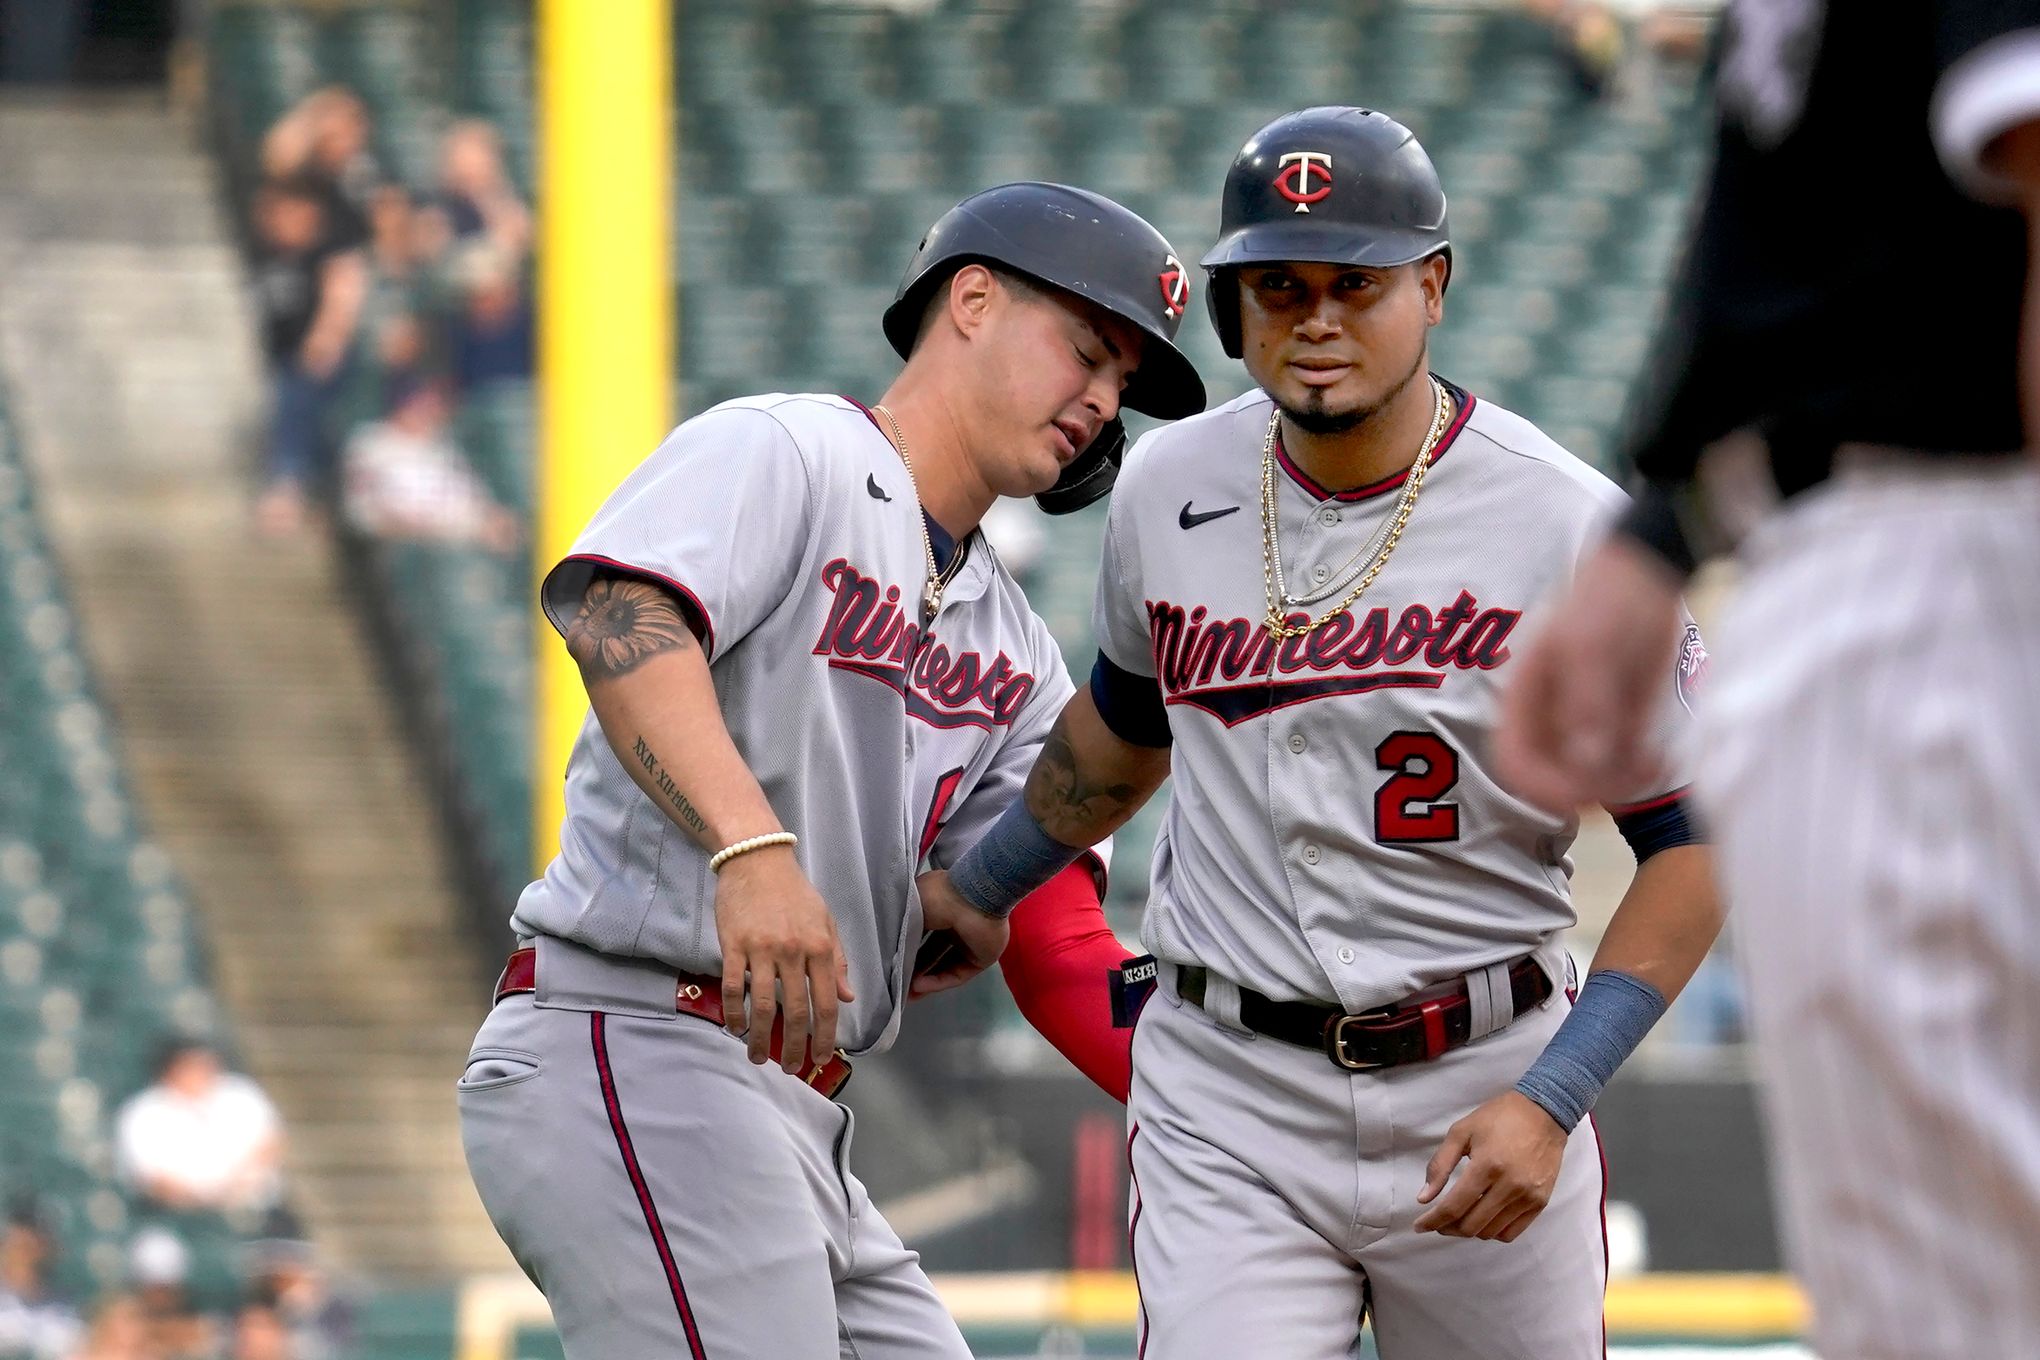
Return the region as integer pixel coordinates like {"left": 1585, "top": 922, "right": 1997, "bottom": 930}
{"left": 884, "top": 182, "right": 1207, "bottom": 514}
{"left": 1202, "top": 107, "right": 1452, "bottom": 359}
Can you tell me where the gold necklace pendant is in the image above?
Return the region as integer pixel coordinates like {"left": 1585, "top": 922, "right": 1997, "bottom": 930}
{"left": 1260, "top": 380, "right": 1451, "bottom": 640}
{"left": 871, "top": 403, "right": 949, "bottom": 621}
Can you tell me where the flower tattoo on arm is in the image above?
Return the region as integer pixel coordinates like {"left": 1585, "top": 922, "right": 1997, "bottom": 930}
{"left": 563, "top": 575, "right": 698, "bottom": 679}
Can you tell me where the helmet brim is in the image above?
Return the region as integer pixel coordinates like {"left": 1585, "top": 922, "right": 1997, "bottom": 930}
{"left": 1201, "top": 220, "right": 1449, "bottom": 273}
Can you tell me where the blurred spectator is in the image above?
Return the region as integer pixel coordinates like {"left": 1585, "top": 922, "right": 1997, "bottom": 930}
{"left": 419, "top": 119, "right": 530, "bottom": 265}
{"left": 1517, "top": 0, "right": 1714, "bottom": 98}
{"left": 225, "top": 1304, "right": 290, "bottom": 1360}
{"left": 249, "top": 176, "right": 367, "bottom": 535}
{"left": 114, "top": 1043, "right": 284, "bottom": 1222}
{"left": 243, "top": 1241, "right": 348, "bottom": 1360}
{"left": 341, "top": 377, "right": 521, "bottom": 552}
{"left": 122, "top": 1233, "right": 210, "bottom": 1360}
{"left": 365, "top": 186, "right": 429, "bottom": 319}
{"left": 259, "top": 89, "right": 382, "bottom": 253}
{"left": 63, "top": 1296, "right": 151, "bottom": 1360}
{"left": 1520, "top": 0, "right": 1626, "bottom": 96}
{"left": 0, "top": 1205, "right": 81, "bottom": 1360}
{"left": 446, "top": 243, "right": 533, "bottom": 395}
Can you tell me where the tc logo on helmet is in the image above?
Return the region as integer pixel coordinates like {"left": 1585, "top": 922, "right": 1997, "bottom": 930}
{"left": 1274, "top": 151, "right": 1334, "bottom": 212}
{"left": 1158, "top": 254, "right": 1189, "bottom": 318}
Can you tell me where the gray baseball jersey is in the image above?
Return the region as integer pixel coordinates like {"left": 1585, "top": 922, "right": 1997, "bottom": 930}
{"left": 1105, "top": 382, "right": 1698, "bottom": 1360}
{"left": 511, "top": 393, "right": 1079, "bottom": 1055}
{"left": 1094, "top": 384, "right": 1699, "bottom": 1013}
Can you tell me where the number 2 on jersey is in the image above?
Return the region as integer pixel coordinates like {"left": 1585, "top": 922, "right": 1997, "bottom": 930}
{"left": 1374, "top": 732, "right": 1460, "bottom": 843}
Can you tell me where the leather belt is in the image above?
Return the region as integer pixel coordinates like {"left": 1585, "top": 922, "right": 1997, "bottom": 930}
{"left": 1178, "top": 956, "right": 1551, "bottom": 1073}
{"left": 494, "top": 948, "right": 853, "bottom": 1099}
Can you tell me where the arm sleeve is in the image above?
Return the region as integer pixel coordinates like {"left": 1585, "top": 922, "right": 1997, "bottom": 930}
{"left": 1090, "top": 651, "right": 1172, "bottom": 748}
{"left": 1931, "top": 0, "right": 2040, "bottom": 201}
{"left": 539, "top": 405, "right": 814, "bottom": 660}
{"left": 1000, "top": 862, "right": 1137, "bottom": 1103}
{"left": 1603, "top": 608, "right": 1709, "bottom": 816}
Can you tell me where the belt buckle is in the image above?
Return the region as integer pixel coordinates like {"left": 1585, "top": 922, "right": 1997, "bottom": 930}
{"left": 1325, "top": 1011, "right": 1387, "bottom": 1071}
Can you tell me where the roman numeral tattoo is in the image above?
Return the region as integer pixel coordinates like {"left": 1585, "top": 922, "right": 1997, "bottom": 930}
{"left": 631, "top": 734, "right": 708, "bottom": 837}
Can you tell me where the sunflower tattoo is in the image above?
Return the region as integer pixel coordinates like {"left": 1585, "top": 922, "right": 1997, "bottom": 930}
{"left": 564, "top": 576, "right": 696, "bottom": 678}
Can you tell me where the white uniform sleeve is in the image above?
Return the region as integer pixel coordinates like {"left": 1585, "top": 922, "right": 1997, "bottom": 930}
{"left": 1606, "top": 607, "right": 1708, "bottom": 814}
{"left": 1090, "top": 452, "right": 1154, "bottom": 677}
{"left": 540, "top": 405, "right": 814, "bottom": 660}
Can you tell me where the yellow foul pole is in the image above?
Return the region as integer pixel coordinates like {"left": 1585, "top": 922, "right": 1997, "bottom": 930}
{"left": 534, "top": 0, "right": 674, "bottom": 867}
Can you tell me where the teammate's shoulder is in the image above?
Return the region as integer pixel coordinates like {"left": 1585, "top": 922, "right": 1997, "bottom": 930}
{"left": 1122, "top": 388, "right": 1272, "bottom": 478}
{"left": 683, "top": 391, "right": 866, "bottom": 442}
{"left": 1454, "top": 389, "right": 1627, "bottom": 511}
{"left": 673, "top": 392, "right": 887, "bottom": 468}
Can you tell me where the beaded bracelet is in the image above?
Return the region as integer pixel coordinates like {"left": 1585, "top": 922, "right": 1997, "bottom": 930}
{"left": 708, "top": 831, "right": 799, "bottom": 873}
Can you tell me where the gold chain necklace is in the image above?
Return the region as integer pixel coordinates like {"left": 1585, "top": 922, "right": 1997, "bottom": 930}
{"left": 1261, "top": 379, "right": 1451, "bottom": 640}
{"left": 871, "top": 403, "right": 966, "bottom": 620}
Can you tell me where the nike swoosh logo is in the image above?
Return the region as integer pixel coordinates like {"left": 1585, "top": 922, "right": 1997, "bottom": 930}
{"left": 867, "top": 473, "right": 893, "bottom": 503}
{"left": 1179, "top": 501, "right": 1240, "bottom": 530}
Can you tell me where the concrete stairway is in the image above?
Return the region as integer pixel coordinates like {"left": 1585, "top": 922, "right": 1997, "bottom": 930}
{"left": 0, "top": 91, "right": 511, "bottom": 1281}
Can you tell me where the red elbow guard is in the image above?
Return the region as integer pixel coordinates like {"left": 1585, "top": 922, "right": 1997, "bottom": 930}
{"left": 1000, "top": 860, "right": 1136, "bottom": 1103}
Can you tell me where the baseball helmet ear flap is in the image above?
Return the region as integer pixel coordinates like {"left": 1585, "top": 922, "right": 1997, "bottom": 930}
{"left": 1034, "top": 418, "right": 1126, "bottom": 516}
{"left": 1206, "top": 268, "right": 1246, "bottom": 360}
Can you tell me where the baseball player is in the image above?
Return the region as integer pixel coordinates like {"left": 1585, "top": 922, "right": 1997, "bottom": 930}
{"left": 455, "top": 182, "right": 1206, "bottom": 1359}
{"left": 1498, "top": 2, "right": 2040, "bottom": 1356}
{"left": 917, "top": 108, "right": 1727, "bottom": 1359}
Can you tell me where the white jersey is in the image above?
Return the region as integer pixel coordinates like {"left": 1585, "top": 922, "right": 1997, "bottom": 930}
{"left": 1095, "top": 384, "right": 1698, "bottom": 1012}
{"left": 514, "top": 394, "right": 1080, "bottom": 1054}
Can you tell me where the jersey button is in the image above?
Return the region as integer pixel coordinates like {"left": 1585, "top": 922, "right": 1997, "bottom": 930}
{"left": 1287, "top": 733, "right": 1306, "bottom": 754}
{"left": 1318, "top": 508, "right": 1340, "bottom": 526}
{"left": 1302, "top": 845, "right": 1321, "bottom": 865}
{"left": 1337, "top": 946, "right": 1356, "bottom": 965}
{"left": 1312, "top": 564, "right": 1329, "bottom": 583}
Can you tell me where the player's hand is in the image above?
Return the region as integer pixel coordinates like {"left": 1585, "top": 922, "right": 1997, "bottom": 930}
{"left": 908, "top": 869, "right": 1010, "bottom": 999}
{"left": 1413, "top": 1091, "right": 1568, "bottom": 1242}
{"left": 712, "top": 845, "right": 854, "bottom": 1073}
{"left": 1495, "top": 535, "right": 1684, "bottom": 814}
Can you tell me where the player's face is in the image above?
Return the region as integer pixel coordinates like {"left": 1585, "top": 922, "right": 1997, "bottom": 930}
{"left": 975, "top": 287, "right": 1143, "bottom": 496}
{"left": 1236, "top": 258, "right": 1445, "bottom": 433}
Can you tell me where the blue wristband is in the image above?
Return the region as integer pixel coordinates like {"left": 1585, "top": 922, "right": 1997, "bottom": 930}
{"left": 1513, "top": 970, "right": 1667, "bottom": 1132}
{"left": 946, "top": 798, "right": 1084, "bottom": 920}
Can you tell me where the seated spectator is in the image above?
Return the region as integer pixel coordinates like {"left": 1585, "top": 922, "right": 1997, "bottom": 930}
{"left": 63, "top": 1295, "right": 150, "bottom": 1360}
{"left": 124, "top": 1230, "right": 212, "bottom": 1360}
{"left": 446, "top": 243, "right": 533, "bottom": 394}
{"left": 341, "top": 377, "right": 521, "bottom": 552}
{"left": 419, "top": 119, "right": 529, "bottom": 264}
{"left": 227, "top": 1303, "right": 292, "bottom": 1360}
{"left": 0, "top": 1204, "right": 81, "bottom": 1360}
{"left": 249, "top": 176, "right": 367, "bottom": 536}
{"left": 244, "top": 1238, "right": 349, "bottom": 1360}
{"left": 114, "top": 1042, "right": 285, "bottom": 1223}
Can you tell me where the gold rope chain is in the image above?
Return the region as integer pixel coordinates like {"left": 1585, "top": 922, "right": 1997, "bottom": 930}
{"left": 871, "top": 403, "right": 967, "bottom": 620}
{"left": 1260, "top": 379, "right": 1451, "bottom": 641}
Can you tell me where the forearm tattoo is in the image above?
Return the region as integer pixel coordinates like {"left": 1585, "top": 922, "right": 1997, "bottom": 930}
{"left": 1025, "top": 725, "right": 1147, "bottom": 843}
{"left": 563, "top": 575, "right": 695, "bottom": 678}
{"left": 628, "top": 734, "right": 709, "bottom": 838}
